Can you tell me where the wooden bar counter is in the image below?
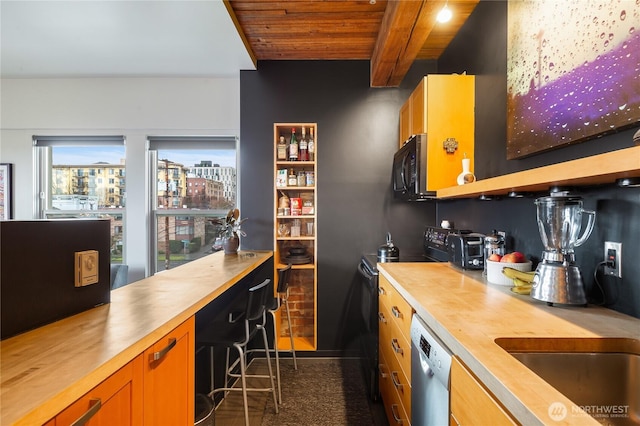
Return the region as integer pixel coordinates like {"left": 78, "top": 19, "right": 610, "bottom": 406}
{"left": 1, "top": 250, "right": 272, "bottom": 425}
{"left": 378, "top": 262, "right": 639, "bottom": 426}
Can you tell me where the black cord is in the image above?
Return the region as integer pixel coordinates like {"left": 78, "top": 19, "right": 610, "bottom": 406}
{"left": 591, "top": 261, "right": 608, "bottom": 306}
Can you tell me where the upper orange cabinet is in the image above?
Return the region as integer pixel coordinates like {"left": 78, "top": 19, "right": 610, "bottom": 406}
{"left": 399, "top": 74, "right": 475, "bottom": 190}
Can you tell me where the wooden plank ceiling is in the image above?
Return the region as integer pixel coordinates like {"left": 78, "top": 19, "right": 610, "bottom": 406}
{"left": 224, "top": 0, "right": 479, "bottom": 87}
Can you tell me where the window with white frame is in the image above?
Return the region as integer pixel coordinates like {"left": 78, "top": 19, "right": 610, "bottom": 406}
{"left": 33, "top": 135, "right": 126, "bottom": 264}
{"left": 147, "top": 136, "right": 237, "bottom": 273}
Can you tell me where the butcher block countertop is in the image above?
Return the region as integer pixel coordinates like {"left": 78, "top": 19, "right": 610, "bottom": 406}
{"left": 0, "top": 250, "right": 272, "bottom": 426}
{"left": 378, "top": 262, "right": 640, "bottom": 426}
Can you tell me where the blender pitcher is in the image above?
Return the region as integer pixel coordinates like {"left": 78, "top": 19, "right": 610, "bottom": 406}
{"left": 535, "top": 195, "right": 595, "bottom": 256}
{"left": 532, "top": 194, "right": 596, "bottom": 306}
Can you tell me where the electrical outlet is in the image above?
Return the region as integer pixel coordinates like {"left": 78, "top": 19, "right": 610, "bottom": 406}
{"left": 604, "top": 241, "right": 622, "bottom": 278}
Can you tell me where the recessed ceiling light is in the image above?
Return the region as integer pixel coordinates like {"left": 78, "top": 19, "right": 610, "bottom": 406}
{"left": 437, "top": 5, "right": 452, "bottom": 23}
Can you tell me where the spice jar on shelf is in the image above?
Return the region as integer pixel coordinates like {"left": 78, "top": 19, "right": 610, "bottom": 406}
{"left": 306, "top": 171, "right": 315, "bottom": 186}
{"left": 297, "top": 171, "right": 306, "bottom": 186}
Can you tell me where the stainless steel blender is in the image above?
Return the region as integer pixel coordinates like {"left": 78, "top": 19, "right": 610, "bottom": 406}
{"left": 531, "top": 193, "right": 596, "bottom": 306}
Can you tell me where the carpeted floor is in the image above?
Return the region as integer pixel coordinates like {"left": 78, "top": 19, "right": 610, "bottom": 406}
{"left": 260, "top": 358, "right": 387, "bottom": 426}
{"left": 202, "top": 357, "right": 388, "bottom": 426}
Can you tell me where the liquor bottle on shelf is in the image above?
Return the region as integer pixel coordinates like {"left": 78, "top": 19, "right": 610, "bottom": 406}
{"left": 308, "top": 127, "right": 315, "bottom": 161}
{"left": 299, "top": 126, "right": 309, "bottom": 161}
{"left": 277, "top": 135, "right": 287, "bottom": 161}
{"left": 289, "top": 128, "right": 298, "bottom": 161}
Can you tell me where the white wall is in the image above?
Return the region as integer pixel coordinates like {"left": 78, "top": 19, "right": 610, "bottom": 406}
{"left": 0, "top": 77, "right": 240, "bottom": 282}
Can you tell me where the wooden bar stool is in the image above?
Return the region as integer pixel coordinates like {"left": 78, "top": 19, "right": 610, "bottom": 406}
{"left": 197, "top": 278, "right": 279, "bottom": 426}
{"left": 267, "top": 264, "right": 298, "bottom": 404}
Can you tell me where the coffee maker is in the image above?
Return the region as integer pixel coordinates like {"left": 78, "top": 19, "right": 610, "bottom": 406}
{"left": 531, "top": 193, "right": 596, "bottom": 306}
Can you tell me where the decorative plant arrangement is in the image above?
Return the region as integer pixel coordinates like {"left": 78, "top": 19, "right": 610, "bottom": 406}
{"left": 210, "top": 209, "right": 247, "bottom": 254}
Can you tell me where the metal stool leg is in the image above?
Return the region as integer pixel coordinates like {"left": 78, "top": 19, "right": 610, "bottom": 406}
{"left": 209, "top": 347, "right": 215, "bottom": 395}
{"left": 259, "top": 324, "right": 279, "bottom": 412}
{"left": 234, "top": 343, "right": 250, "bottom": 426}
{"left": 270, "top": 310, "right": 282, "bottom": 404}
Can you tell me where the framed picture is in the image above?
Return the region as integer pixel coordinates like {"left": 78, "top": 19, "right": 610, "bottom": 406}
{"left": 507, "top": 1, "right": 640, "bottom": 159}
{"left": 0, "top": 163, "right": 13, "bottom": 220}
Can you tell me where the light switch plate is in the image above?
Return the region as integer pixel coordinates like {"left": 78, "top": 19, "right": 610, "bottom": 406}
{"left": 75, "top": 250, "right": 99, "bottom": 287}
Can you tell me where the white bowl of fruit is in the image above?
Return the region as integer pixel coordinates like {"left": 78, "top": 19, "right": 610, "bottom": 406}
{"left": 486, "top": 251, "right": 533, "bottom": 288}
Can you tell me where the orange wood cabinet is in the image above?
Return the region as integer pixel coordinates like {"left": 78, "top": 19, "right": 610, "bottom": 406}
{"left": 450, "top": 357, "right": 518, "bottom": 426}
{"left": 378, "top": 349, "right": 410, "bottom": 426}
{"left": 398, "top": 74, "right": 475, "bottom": 190}
{"left": 399, "top": 100, "right": 411, "bottom": 146}
{"left": 378, "top": 274, "right": 414, "bottom": 425}
{"left": 142, "top": 317, "right": 195, "bottom": 426}
{"left": 45, "top": 317, "right": 194, "bottom": 426}
{"left": 48, "top": 355, "right": 143, "bottom": 426}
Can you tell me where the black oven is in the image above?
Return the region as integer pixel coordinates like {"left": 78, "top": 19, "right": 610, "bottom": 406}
{"left": 357, "top": 226, "right": 452, "bottom": 401}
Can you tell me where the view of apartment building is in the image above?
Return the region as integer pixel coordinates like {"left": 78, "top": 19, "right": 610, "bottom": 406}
{"left": 188, "top": 161, "right": 237, "bottom": 205}
{"left": 52, "top": 162, "right": 125, "bottom": 209}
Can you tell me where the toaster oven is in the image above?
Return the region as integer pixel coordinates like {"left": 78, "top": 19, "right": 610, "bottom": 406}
{"left": 446, "top": 232, "right": 485, "bottom": 270}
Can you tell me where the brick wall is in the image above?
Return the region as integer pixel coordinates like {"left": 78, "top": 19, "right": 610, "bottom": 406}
{"left": 280, "top": 269, "right": 315, "bottom": 338}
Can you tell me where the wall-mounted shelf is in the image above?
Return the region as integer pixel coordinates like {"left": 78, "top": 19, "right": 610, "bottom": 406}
{"left": 436, "top": 146, "right": 640, "bottom": 199}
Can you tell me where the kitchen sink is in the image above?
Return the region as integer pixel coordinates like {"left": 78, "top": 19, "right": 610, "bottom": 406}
{"left": 495, "top": 337, "right": 640, "bottom": 426}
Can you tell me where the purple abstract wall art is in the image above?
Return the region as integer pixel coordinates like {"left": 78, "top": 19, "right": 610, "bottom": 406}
{"left": 507, "top": 0, "right": 640, "bottom": 159}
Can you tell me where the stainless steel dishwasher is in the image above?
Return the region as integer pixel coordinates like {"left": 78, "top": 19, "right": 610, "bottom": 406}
{"left": 411, "top": 313, "right": 452, "bottom": 426}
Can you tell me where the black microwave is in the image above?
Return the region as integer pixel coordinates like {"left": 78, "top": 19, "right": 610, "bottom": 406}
{"left": 392, "top": 134, "right": 435, "bottom": 200}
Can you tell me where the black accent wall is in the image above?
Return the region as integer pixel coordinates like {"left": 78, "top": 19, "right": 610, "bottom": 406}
{"left": 241, "top": 0, "right": 640, "bottom": 356}
{"left": 437, "top": 2, "right": 640, "bottom": 318}
{"left": 240, "top": 61, "right": 438, "bottom": 354}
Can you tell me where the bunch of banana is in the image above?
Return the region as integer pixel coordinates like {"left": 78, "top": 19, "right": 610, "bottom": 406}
{"left": 502, "top": 267, "right": 536, "bottom": 295}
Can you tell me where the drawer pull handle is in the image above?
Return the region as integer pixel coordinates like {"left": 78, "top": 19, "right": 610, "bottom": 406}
{"left": 391, "top": 306, "right": 402, "bottom": 318}
{"left": 378, "top": 286, "right": 386, "bottom": 295}
{"left": 391, "top": 371, "right": 403, "bottom": 391}
{"left": 451, "top": 412, "right": 461, "bottom": 426}
{"left": 378, "top": 312, "right": 387, "bottom": 323}
{"left": 150, "top": 337, "right": 177, "bottom": 362}
{"left": 71, "top": 398, "right": 101, "bottom": 426}
{"left": 391, "top": 338, "right": 403, "bottom": 354}
{"left": 379, "top": 364, "right": 389, "bottom": 379}
{"left": 391, "top": 404, "right": 404, "bottom": 424}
